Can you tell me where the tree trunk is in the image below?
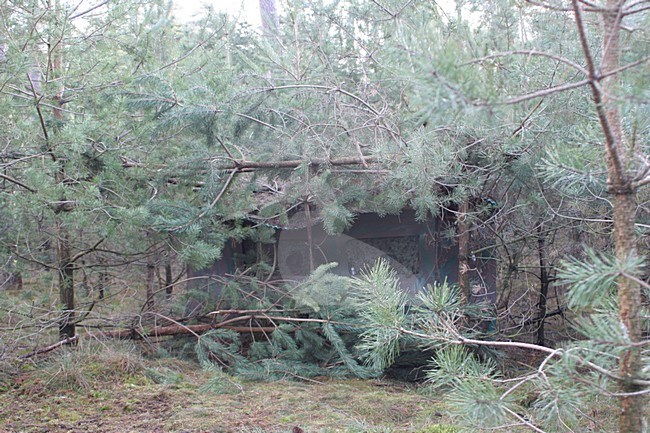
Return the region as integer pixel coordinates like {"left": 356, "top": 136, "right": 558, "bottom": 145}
{"left": 536, "top": 223, "right": 550, "bottom": 347}
{"left": 51, "top": 0, "right": 74, "bottom": 339}
{"left": 573, "top": 0, "right": 646, "bottom": 429}
{"left": 98, "top": 266, "right": 107, "bottom": 300}
{"left": 613, "top": 191, "right": 644, "bottom": 432}
{"left": 146, "top": 254, "right": 155, "bottom": 310}
{"left": 165, "top": 258, "right": 173, "bottom": 299}
{"left": 458, "top": 200, "right": 471, "bottom": 303}
{"left": 304, "top": 202, "right": 315, "bottom": 273}
{"left": 601, "top": 3, "right": 645, "bottom": 430}
{"left": 57, "top": 222, "right": 75, "bottom": 338}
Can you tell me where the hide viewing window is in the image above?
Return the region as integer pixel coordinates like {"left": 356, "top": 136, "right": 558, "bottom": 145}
{"left": 345, "top": 236, "right": 420, "bottom": 276}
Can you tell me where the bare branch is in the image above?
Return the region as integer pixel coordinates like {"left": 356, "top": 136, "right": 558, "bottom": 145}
{"left": 470, "top": 50, "right": 589, "bottom": 76}
{"left": 500, "top": 79, "right": 590, "bottom": 105}
{"left": 400, "top": 328, "right": 650, "bottom": 386}
{"left": 578, "top": 0, "right": 608, "bottom": 10}
{"left": 26, "top": 73, "right": 50, "bottom": 145}
{"left": 600, "top": 56, "right": 650, "bottom": 79}
{"left": 0, "top": 172, "right": 36, "bottom": 193}
{"left": 69, "top": 0, "right": 109, "bottom": 20}
{"left": 19, "top": 336, "right": 79, "bottom": 359}
{"left": 70, "top": 238, "right": 106, "bottom": 263}
{"left": 215, "top": 155, "right": 379, "bottom": 170}
{"left": 525, "top": 0, "right": 604, "bottom": 12}
{"left": 256, "top": 84, "right": 382, "bottom": 117}
{"left": 623, "top": 0, "right": 650, "bottom": 15}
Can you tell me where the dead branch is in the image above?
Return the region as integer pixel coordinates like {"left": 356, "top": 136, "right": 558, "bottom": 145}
{"left": 19, "top": 336, "right": 79, "bottom": 359}
{"left": 96, "top": 310, "right": 353, "bottom": 340}
{"left": 95, "top": 320, "right": 278, "bottom": 339}
{"left": 218, "top": 155, "right": 379, "bottom": 170}
{"left": 0, "top": 172, "right": 36, "bottom": 192}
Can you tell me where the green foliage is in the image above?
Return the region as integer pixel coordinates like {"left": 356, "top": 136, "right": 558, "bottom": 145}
{"left": 426, "top": 346, "right": 497, "bottom": 391}
{"left": 352, "top": 254, "right": 645, "bottom": 432}
{"left": 559, "top": 249, "right": 645, "bottom": 311}
{"left": 0, "top": 0, "right": 648, "bottom": 430}
{"left": 446, "top": 379, "right": 514, "bottom": 430}
{"left": 195, "top": 329, "right": 248, "bottom": 369}
{"left": 199, "top": 367, "right": 243, "bottom": 394}
{"left": 291, "top": 263, "right": 351, "bottom": 315}
{"left": 144, "top": 367, "right": 183, "bottom": 385}
{"left": 194, "top": 265, "right": 376, "bottom": 381}
{"left": 538, "top": 145, "right": 605, "bottom": 195}
{"left": 528, "top": 362, "right": 589, "bottom": 432}
{"left": 353, "top": 258, "right": 408, "bottom": 370}
{"left": 415, "top": 425, "right": 459, "bottom": 433}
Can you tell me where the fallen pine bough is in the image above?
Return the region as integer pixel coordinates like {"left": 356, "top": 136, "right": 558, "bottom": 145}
{"left": 18, "top": 311, "right": 353, "bottom": 359}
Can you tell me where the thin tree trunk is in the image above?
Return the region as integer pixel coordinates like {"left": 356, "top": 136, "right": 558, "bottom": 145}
{"left": 536, "top": 224, "right": 550, "bottom": 347}
{"left": 458, "top": 201, "right": 471, "bottom": 303}
{"left": 165, "top": 258, "right": 173, "bottom": 299}
{"left": 305, "top": 202, "right": 315, "bottom": 273}
{"left": 146, "top": 254, "right": 155, "bottom": 310}
{"left": 57, "top": 222, "right": 75, "bottom": 338}
{"left": 98, "top": 264, "right": 107, "bottom": 300}
{"left": 613, "top": 191, "right": 644, "bottom": 432}
{"left": 51, "top": 0, "right": 74, "bottom": 339}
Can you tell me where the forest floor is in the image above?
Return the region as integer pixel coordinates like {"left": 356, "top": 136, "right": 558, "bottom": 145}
{"left": 0, "top": 350, "right": 455, "bottom": 433}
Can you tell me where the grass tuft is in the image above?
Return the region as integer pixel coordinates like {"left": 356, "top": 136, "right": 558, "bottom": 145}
{"left": 24, "top": 340, "right": 146, "bottom": 393}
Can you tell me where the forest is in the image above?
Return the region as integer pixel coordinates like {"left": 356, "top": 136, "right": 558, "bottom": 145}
{"left": 0, "top": 0, "right": 648, "bottom": 432}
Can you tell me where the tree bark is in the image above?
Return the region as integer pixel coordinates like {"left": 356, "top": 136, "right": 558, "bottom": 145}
{"left": 601, "top": 3, "right": 645, "bottom": 431}
{"left": 613, "top": 191, "right": 644, "bottom": 432}
{"left": 98, "top": 259, "right": 107, "bottom": 300}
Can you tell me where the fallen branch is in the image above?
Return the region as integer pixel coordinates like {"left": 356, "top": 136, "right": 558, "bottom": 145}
{"left": 96, "top": 321, "right": 277, "bottom": 339}
{"left": 95, "top": 310, "right": 352, "bottom": 340}
{"left": 19, "top": 335, "right": 79, "bottom": 359}
{"left": 18, "top": 312, "right": 346, "bottom": 356}
{"left": 218, "top": 155, "right": 379, "bottom": 170}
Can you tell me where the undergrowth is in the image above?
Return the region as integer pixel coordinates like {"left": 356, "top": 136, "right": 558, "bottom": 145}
{"left": 25, "top": 341, "right": 147, "bottom": 392}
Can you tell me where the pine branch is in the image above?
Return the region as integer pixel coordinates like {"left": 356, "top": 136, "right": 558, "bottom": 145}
{"left": 469, "top": 50, "right": 588, "bottom": 76}
{"left": 167, "top": 167, "right": 240, "bottom": 232}
{"left": 219, "top": 155, "right": 379, "bottom": 170}
{"left": 400, "top": 328, "right": 650, "bottom": 386}
{"left": 501, "top": 79, "right": 590, "bottom": 105}
{"left": 0, "top": 173, "right": 36, "bottom": 192}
